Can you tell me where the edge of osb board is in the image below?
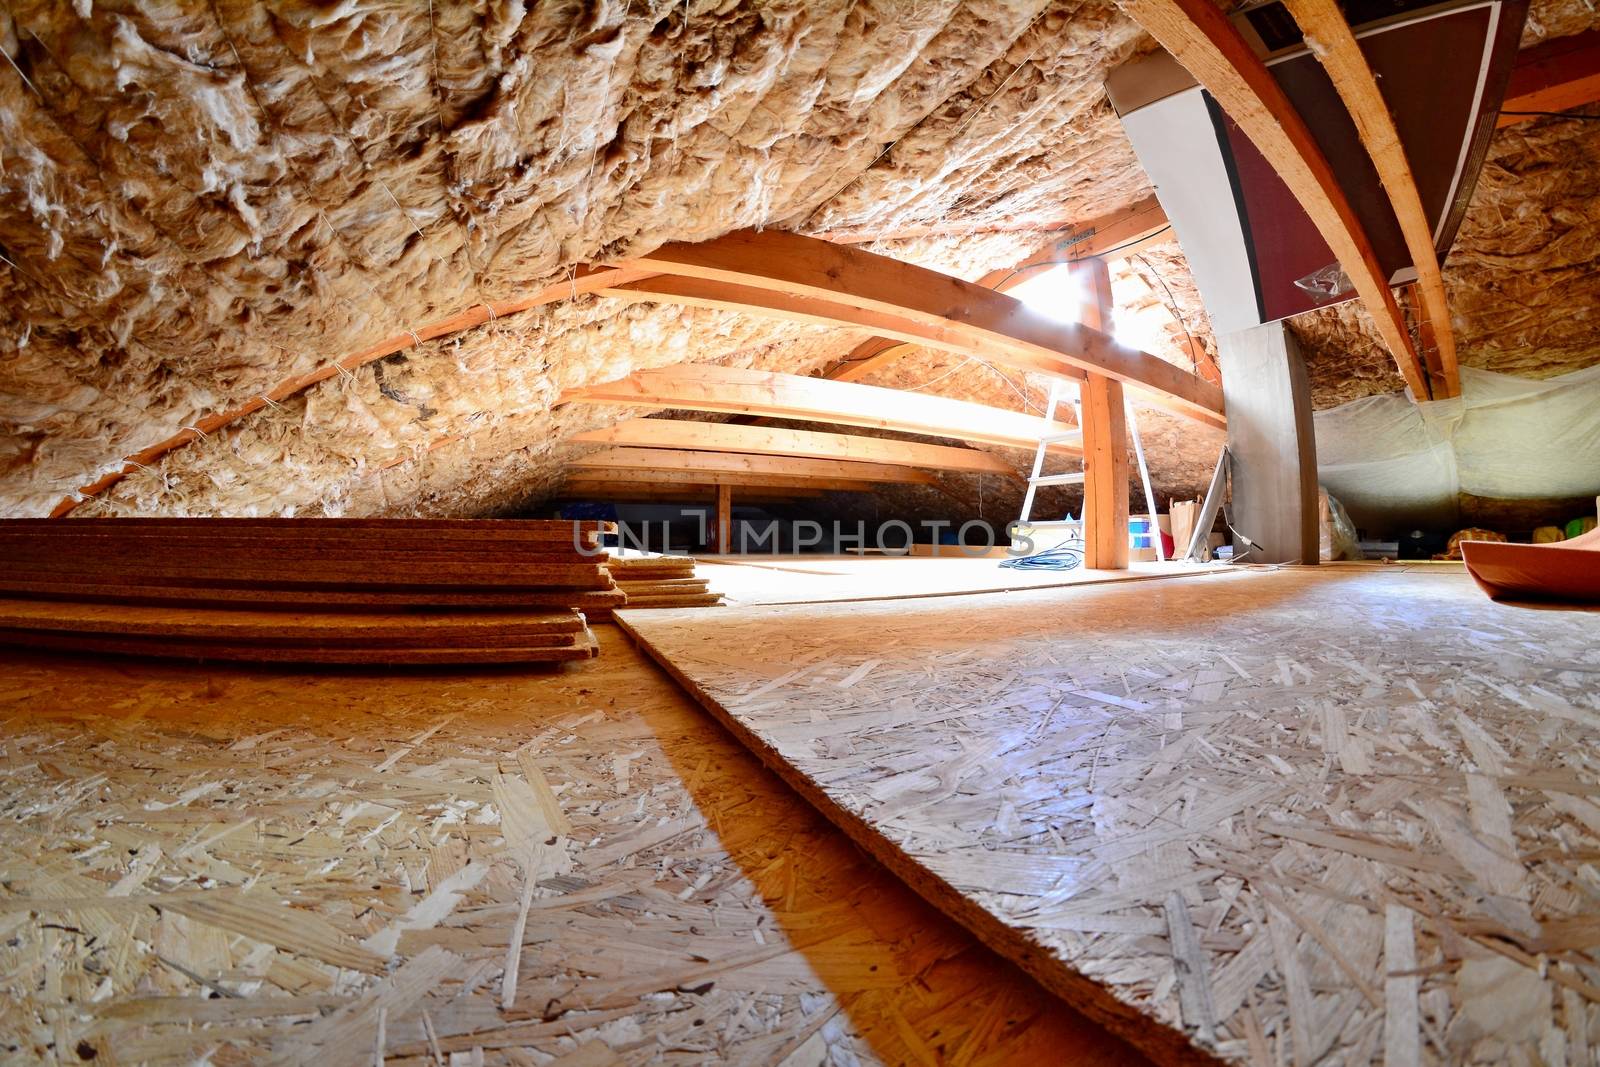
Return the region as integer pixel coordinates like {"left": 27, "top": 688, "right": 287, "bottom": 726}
{"left": 615, "top": 605, "right": 1231, "bottom": 1067}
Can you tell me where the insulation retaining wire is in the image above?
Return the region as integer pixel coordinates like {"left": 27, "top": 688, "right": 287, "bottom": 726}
{"left": 1135, "top": 252, "right": 1202, "bottom": 374}
{"left": 992, "top": 225, "right": 1175, "bottom": 288}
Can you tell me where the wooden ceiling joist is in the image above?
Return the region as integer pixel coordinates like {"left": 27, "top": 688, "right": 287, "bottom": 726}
{"left": 1282, "top": 0, "right": 1461, "bottom": 397}
{"left": 557, "top": 467, "right": 882, "bottom": 493}
{"left": 52, "top": 203, "right": 1207, "bottom": 518}
{"left": 1116, "top": 0, "right": 1431, "bottom": 400}
{"left": 558, "top": 365, "right": 1083, "bottom": 454}
{"left": 556, "top": 480, "right": 820, "bottom": 503}
{"left": 571, "top": 420, "right": 1018, "bottom": 478}
{"left": 571, "top": 447, "right": 939, "bottom": 486}
{"left": 987, "top": 196, "right": 1173, "bottom": 276}
{"left": 603, "top": 275, "right": 1215, "bottom": 429}
{"left": 611, "top": 229, "right": 1226, "bottom": 427}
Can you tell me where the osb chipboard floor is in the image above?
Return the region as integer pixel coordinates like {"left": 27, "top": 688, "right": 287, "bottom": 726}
{"left": 618, "top": 564, "right": 1600, "bottom": 1066}
{"left": 0, "top": 628, "right": 1142, "bottom": 1066}
{"left": 694, "top": 554, "right": 1217, "bottom": 607}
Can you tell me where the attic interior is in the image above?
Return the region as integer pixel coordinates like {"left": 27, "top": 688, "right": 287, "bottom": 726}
{"left": 3, "top": 0, "right": 1600, "bottom": 1063}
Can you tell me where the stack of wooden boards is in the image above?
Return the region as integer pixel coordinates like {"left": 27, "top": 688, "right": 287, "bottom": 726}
{"left": 0, "top": 519, "right": 622, "bottom": 665}
{"left": 593, "top": 554, "right": 723, "bottom": 619}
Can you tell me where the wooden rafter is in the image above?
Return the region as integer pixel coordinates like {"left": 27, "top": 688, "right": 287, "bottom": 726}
{"left": 612, "top": 229, "right": 1226, "bottom": 427}
{"left": 52, "top": 205, "right": 1208, "bottom": 517}
{"left": 558, "top": 366, "right": 1082, "bottom": 453}
{"left": 823, "top": 197, "right": 1176, "bottom": 388}
{"left": 606, "top": 273, "right": 1210, "bottom": 428}
{"left": 1116, "top": 0, "right": 1431, "bottom": 399}
{"left": 570, "top": 447, "right": 940, "bottom": 486}
{"left": 985, "top": 196, "right": 1174, "bottom": 277}
{"left": 827, "top": 337, "right": 908, "bottom": 384}
{"left": 571, "top": 420, "right": 1018, "bottom": 478}
{"left": 814, "top": 194, "right": 1175, "bottom": 249}
{"left": 1499, "top": 28, "right": 1600, "bottom": 126}
{"left": 1282, "top": 0, "right": 1460, "bottom": 397}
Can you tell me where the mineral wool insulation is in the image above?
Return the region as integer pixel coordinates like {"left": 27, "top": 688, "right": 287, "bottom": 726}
{"left": 0, "top": 0, "right": 1155, "bottom": 518}
{"left": 0, "top": 0, "right": 1596, "bottom": 520}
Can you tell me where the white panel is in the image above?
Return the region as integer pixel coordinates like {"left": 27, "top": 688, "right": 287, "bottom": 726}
{"left": 1120, "top": 89, "right": 1262, "bottom": 334}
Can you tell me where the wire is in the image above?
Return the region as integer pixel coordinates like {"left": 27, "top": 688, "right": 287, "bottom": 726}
{"left": 896, "top": 355, "right": 1046, "bottom": 415}
{"left": 1000, "top": 537, "right": 1084, "bottom": 571}
{"left": 1134, "top": 252, "right": 1202, "bottom": 374}
{"left": 976, "top": 361, "right": 1046, "bottom": 415}
{"left": 904, "top": 357, "right": 979, "bottom": 393}
{"left": 1499, "top": 110, "right": 1600, "bottom": 121}
{"left": 993, "top": 225, "right": 1175, "bottom": 289}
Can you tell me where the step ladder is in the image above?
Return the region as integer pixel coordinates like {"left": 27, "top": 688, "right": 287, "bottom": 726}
{"left": 1012, "top": 380, "right": 1084, "bottom": 547}
{"left": 1011, "top": 380, "right": 1167, "bottom": 562}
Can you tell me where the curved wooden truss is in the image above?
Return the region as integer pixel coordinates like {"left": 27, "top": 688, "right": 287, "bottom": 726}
{"left": 1499, "top": 28, "right": 1600, "bottom": 125}
{"left": 1116, "top": 0, "right": 1431, "bottom": 399}
{"left": 609, "top": 230, "right": 1225, "bottom": 429}
{"left": 1281, "top": 0, "right": 1460, "bottom": 397}
{"left": 51, "top": 225, "right": 1221, "bottom": 516}
{"left": 826, "top": 196, "right": 1190, "bottom": 386}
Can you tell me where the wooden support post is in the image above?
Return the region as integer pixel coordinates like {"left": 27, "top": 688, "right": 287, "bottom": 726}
{"left": 1072, "top": 259, "right": 1130, "bottom": 571}
{"left": 716, "top": 484, "right": 732, "bottom": 555}
{"left": 1081, "top": 378, "right": 1131, "bottom": 570}
{"left": 1217, "top": 322, "right": 1318, "bottom": 564}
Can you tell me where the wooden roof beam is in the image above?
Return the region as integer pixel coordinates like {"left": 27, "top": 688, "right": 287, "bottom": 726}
{"left": 609, "top": 229, "right": 1225, "bottom": 427}
{"left": 827, "top": 336, "right": 911, "bottom": 384}
{"left": 571, "top": 419, "right": 1020, "bottom": 479}
{"left": 558, "top": 365, "right": 1082, "bottom": 453}
{"left": 825, "top": 198, "right": 1175, "bottom": 388}
{"left": 606, "top": 272, "right": 1213, "bottom": 429}
{"left": 1499, "top": 29, "right": 1600, "bottom": 125}
{"left": 1282, "top": 0, "right": 1461, "bottom": 397}
{"left": 815, "top": 194, "right": 1174, "bottom": 253}
{"left": 556, "top": 480, "right": 821, "bottom": 502}
{"left": 570, "top": 447, "right": 941, "bottom": 486}
{"left": 556, "top": 466, "right": 883, "bottom": 493}
{"left": 1116, "top": 0, "right": 1431, "bottom": 400}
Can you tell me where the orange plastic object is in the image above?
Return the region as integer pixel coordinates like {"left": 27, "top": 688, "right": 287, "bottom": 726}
{"left": 1460, "top": 525, "right": 1600, "bottom": 605}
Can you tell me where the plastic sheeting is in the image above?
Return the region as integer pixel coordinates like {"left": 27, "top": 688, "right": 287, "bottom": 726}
{"left": 1315, "top": 364, "right": 1600, "bottom": 532}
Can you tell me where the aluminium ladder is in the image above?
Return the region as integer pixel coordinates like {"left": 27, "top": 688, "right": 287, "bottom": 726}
{"left": 1014, "top": 378, "right": 1085, "bottom": 535}
{"left": 1011, "top": 379, "right": 1166, "bottom": 561}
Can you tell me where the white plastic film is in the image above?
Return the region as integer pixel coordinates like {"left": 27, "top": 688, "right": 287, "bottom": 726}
{"left": 1313, "top": 364, "right": 1600, "bottom": 531}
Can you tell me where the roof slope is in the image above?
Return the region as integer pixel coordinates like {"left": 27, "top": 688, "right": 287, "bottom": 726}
{"left": 0, "top": 0, "right": 1595, "bottom": 518}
